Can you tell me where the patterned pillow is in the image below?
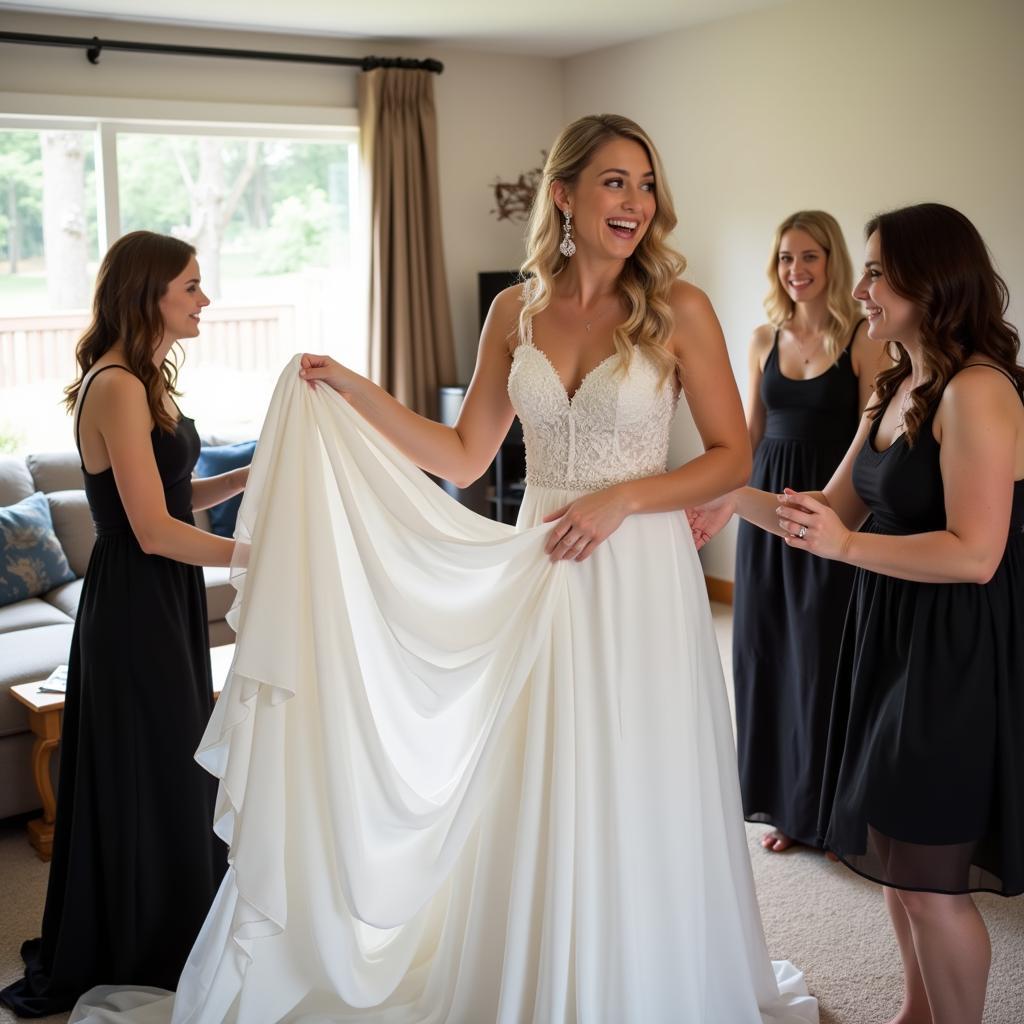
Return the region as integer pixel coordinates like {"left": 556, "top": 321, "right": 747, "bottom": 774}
{"left": 0, "top": 491, "right": 76, "bottom": 607}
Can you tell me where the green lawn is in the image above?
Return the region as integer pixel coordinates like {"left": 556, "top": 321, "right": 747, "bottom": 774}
{"left": 0, "top": 272, "right": 49, "bottom": 312}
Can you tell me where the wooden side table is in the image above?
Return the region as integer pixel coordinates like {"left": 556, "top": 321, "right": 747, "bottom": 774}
{"left": 9, "top": 682, "right": 64, "bottom": 860}
{"left": 9, "top": 643, "right": 235, "bottom": 861}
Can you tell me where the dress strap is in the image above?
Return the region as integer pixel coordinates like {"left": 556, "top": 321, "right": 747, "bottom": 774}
{"left": 523, "top": 312, "right": 535, "bottom": 348}
{"left": 762, "top": 327, "right": 781, "bottom": 373}
{"left": 73, "top": 364, "right": 135, "bottom": 454}
{"left": 842, "top": 317, "right": 866, "bottom": 358}
{"left": 960, "top": 362, "right": 1024, "bottom": 404}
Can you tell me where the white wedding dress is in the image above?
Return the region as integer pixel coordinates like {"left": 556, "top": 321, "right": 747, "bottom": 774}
{"left": 72, "top": 342, "right": 817, "bottom": 1023}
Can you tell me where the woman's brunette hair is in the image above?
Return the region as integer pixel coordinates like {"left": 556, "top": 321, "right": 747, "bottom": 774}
{"left": 865, "top": 203, "right": 1023, "bottom": 444}
{"left": 64, "top": 231, "right": 196, "bottom": 433}
{"left": 519, "top": 114, "right": 685, "bottom": 380}
{"left": 763, "top": 210, "right": 860, "bottom": 363}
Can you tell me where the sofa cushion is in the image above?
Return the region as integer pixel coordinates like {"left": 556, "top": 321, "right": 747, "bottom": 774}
{"left": 203, "top": 565, "right": 236, "bottom": 624}
{"left": 42, "top": 578, "right": 83, "bottom": 619}
{"left": 0, "top": 455, "right": 35, "bottom": 507}
{"left": 26, "top": 451, "right": 85, "bottom": 494}
{"left": 47, "top": 490, "right": 96, "bottom": 577}
{"left": 194, "top": 441, "right": 256, "bottom": 538}
{"left": 0, "top": 597, "right": 71, "bottom": 636}
{"left": 37, "top": 575, "right": 220, "bottom": 624}
{"left": 1, "top": 492, "right": 76, "bottom": 607}
{"left": 208, "top": 619, "right": 236, "bottom": 647}
{"left": 0, "top": 623, "right": 75, "bottom": 736}
{"left": 193, "top": 508, "right": 212, "bottom": 533}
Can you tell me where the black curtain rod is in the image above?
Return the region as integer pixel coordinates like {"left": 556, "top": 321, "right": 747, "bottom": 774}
{"left": 0, "top": 31, "right": 443, "bottom": 73}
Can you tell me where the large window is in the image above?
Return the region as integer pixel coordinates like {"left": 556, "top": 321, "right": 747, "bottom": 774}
{"left": 0, "top": 115, "right": 361, "bottom": 454}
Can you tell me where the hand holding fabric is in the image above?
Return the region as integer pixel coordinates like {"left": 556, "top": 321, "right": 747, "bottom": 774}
{"left": 298, "top": 353, "right": 360, "bottom": 395}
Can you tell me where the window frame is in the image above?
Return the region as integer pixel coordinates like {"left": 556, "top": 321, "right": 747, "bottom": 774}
{"left": 0, "top": 93, "right": 359, "bottom": 256}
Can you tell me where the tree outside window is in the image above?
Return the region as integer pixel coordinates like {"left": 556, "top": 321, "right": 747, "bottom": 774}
{"left": 0, "top": 124, "right": 361, "bottom": 455}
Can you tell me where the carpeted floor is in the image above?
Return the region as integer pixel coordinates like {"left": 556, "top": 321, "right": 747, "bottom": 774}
{"left": 1, "top": 604, "right": 1021, "bottom": 1023}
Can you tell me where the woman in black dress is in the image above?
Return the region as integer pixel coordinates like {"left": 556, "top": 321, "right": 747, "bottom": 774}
{"left": 695, "top": 203, "right": 1024, "bottom": 1024}
{"left": 0, "top": 232, "right": 247, "bottom": 1017}
{"left": 703, "top": 211, "right": 885, "bottom": 853}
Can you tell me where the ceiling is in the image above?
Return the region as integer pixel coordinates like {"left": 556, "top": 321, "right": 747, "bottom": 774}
{"left": 0, "top": 0, "right": 792, "bottom": 58}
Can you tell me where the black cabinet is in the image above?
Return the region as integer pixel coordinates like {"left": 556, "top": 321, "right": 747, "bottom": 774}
{"left": 437, "top": 385, "right": 526, "bottom": 524}
{"left": 477, "top": 270, "right": 526, "bottom": 523}
{"left": 488, "top": 418, "right": 526, "bottom": 524}
{"left": 437, "top": 386, "right": 489, "bottom": 516}
{"left": 435, "top": 271, "right": 529, "bottom": 523}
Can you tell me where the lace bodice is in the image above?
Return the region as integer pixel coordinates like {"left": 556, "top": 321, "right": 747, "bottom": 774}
{"left": 507, "top": 324, "right": 678, "bottom": 491}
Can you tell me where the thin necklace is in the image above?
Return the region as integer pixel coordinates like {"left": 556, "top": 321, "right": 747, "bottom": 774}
{"left": 583, "top": 304, "right": 613, "bottom": 333}
{"left": 788, "top": 327, "right": 824, "bottom": 365}
{"left": 896, "top": 376, "right": 924, "bottom": 429}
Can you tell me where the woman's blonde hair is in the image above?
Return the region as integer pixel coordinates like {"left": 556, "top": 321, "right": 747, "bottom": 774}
{"left": 518, "top": 114, "right": 685, "bottom": 378}
{"left": 763, "top": 210, "right": 860, "bottom": 363}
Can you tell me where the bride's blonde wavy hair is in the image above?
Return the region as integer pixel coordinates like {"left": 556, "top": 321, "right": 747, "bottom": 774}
{"left": 517, "top": 114, "right": 686, "bottom": 380}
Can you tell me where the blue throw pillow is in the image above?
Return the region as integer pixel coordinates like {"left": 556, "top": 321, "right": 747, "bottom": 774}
{"left": 195, "top": 441, "right": 257, "bottom": 538}
{"left": 0, "top": 491, "right": 76, "bottom": 606}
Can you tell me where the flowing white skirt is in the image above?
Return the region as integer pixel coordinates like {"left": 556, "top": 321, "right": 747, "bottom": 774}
{"left": 72, "top": 359, "right": 817, "bottom": 1023}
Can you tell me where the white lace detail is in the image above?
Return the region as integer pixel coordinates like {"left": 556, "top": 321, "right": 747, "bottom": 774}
{"left": 507, "top": 323, "right": 678, "bottom": 491}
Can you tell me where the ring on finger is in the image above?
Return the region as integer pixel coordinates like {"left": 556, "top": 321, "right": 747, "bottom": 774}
{"left": 797, "top": 525, "right": 807, "bottom": 539}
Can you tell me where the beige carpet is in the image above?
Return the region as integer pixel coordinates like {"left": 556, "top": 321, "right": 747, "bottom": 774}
{"left": 1, "top": 604, "right": 1021, "bottom": 1023}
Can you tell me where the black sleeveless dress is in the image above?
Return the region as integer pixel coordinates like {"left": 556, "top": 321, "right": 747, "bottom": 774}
{"left": 732, "top": 325, "right": 861, "bottom": 846}
{"left": 820, "top": 369, "right": 1024, "bottom": 895}
{"left": 0, "top": 367, "right": 226, "bottom": 1017}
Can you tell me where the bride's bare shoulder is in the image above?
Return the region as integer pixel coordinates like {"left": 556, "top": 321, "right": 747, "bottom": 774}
{"left": 667, "top": 279, "right": 715, "bottom": 319}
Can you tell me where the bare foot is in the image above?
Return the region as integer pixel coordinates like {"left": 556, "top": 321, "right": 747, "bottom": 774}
{"left": 884, "top": 1005, "right": 933, "bottom": 1024}
{"left": 760, "top": 830, "right": 798, "bottom": 852}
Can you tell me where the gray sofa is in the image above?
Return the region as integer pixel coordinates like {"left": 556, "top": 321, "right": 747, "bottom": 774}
{"left": 0, "top": 450, "right": 236, "bottom": 821}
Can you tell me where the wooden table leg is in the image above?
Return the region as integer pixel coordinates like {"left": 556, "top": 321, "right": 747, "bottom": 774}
{"left": 25, "top": 707, "right": 60, "bottom": 861}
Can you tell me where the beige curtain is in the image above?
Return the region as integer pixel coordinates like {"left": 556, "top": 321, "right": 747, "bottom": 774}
{"left": 359, "top": 68, "right": 457, "bottom": 420}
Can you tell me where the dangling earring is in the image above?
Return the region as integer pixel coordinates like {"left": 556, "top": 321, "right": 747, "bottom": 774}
{"left": 559, "top": 208, "right": 576, "bottom": 258}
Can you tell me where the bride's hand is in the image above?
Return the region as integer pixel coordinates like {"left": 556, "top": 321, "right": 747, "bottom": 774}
{"left": 542, "top": 487, "right": 629, "bottom": 562}
{"left": 299, "top": 353, "right": 359, "bottom": 394}
{"left": 686, "top": 492, "right": 737, "bottom": 550}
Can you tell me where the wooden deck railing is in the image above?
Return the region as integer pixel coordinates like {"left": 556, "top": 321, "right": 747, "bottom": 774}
{"left": 0, "top": 305, "right": 298, "bottom": 388}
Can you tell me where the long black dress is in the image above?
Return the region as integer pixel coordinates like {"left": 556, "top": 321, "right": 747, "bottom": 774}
{"left": 820, "top": 366, "right": 1024, "bottom": 895}
{"left": 732, "top": 324, "right": 861, "bottom": 846}
{"left": 0, "top": 366, "right": 226, "bottom": 1017}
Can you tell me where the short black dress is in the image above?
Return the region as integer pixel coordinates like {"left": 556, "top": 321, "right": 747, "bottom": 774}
{"left": 732, "top": 325, "right": 861, "bottom": 845}
{"left": 820, "top": 368, "right": 1024, "bottom": 895}
{"left": 0, "top": 366, "right": 226, "bottom": 1017}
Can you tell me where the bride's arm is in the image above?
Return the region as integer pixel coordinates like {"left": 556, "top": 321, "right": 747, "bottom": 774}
{"left": 544, "top": 283, "right": 750, "bottom": 561}
{"left": 618, "top": 281, "right": 751, "bottom": 514}
{"left": 300, "top": 288, "right": 520, "bottom": 487}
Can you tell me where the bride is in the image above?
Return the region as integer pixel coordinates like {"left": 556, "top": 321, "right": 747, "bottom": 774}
{"left": 73, "top": 114, "right": 817, "bottom": 1023}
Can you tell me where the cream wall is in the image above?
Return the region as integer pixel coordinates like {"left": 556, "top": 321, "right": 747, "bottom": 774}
{"left": 564, "top": 0, "right": 1024, "bottom": 580}
{"left": 0, "top": 11, "right": 565, "bottom": 382}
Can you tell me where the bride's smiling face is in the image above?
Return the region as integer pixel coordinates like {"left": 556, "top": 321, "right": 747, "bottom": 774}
{"left": 554, "top": 137, "right": 656, "bottom": 260}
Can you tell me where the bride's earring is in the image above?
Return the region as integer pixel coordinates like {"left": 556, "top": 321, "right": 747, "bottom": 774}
{"left": 559, "top": 208, "right": 576, "bottom": 258}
